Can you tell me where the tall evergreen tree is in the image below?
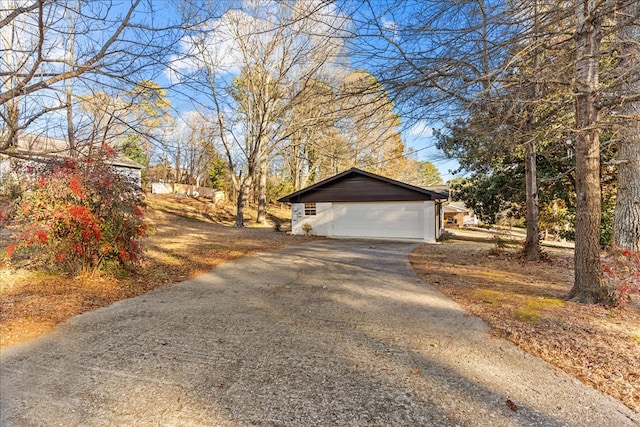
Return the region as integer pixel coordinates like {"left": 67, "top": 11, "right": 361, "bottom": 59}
{"left": 612, "top": 1, "right": 640, "bottom": 252}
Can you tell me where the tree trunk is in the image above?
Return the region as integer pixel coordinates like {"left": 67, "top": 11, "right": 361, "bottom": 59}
{"left": 522, "top": 0, "right": 542, "bottom": 261}
{"left": 614, "top": 129, "right": 640, "bottom": 252}
{"left": 256, "top": 159, "right": 268, "bottom": 225}
{"left": 290, "top": 130, "right": 302, "bottom": 191}
{"left": 235, "top": 189, "right": 245, "bottom": 227}
{"left": 523, "top": 138, "right": 542, "bottom": 260}
{"left": 66, "top": 88, "right": 76, "bottom": 158}
{"left": 613, "top": 1, "right": 640, "bottom": 252}
{"left": 65, "top": 5, "right": 76, "bottom": 159}
{"left": 235, "top": 177, "right": 251, "bottom": 228}
{"left": 569, "top": 2, "right": 607, "bottom": 303}
{"left": 291, "top": 144, "right": 300, "bottom": 191}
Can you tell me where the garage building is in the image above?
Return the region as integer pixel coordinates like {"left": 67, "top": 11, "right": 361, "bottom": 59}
{"left": 278, "top": 168, "right": 448, "bottom": 242}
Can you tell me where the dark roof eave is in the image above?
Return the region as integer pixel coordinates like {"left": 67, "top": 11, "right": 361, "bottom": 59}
{"left": 278, "top": 167, "right": 449, "bottom": 203}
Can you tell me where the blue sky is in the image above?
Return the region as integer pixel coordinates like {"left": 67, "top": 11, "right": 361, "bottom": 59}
{"left": 4, "top": 0, "right": 462, "bottom": 181}
{"left": 147, "top": 1, "right": 463, "bottom": 182}
{"left": 403, "top": 123, "right": 461, "bottom": 182}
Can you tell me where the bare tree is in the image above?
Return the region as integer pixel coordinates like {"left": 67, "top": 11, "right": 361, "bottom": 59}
{"left": 73, "top": 81, "right": 171, "bottom": 162}
{"left": 176, "top": 1, "right": 349, "bottom": 226}
{"left": 334, "top": 70, "right": 406, "bottom": 178}
{"left": 569, "top": 0, "right": 607, "bottom": 302}
{"left": 168, "top": 112, "right": 219, "bottom": 186}
{"left": 350, "top": 0, "right": 553, "bottom": 259}
{"left": 281, "top": 78, "right": 346, "bottom": 190}
{"left": 350, "top": 0, "right": 638, "bottom": 302}
{"left": 0, "top": 0, "right": 180, "bottom": 155}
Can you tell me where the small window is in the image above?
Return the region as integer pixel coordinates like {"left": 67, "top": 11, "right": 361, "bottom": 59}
{"left": 304, "top": 202, "right": 317, "bottom": 216}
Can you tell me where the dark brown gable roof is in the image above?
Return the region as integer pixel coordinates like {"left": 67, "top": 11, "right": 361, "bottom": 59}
{"left": 278, "top": 168, "right": 449, "bottom": 203}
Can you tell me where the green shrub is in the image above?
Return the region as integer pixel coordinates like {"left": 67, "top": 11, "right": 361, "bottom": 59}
{"left": 437, "top": 230, "right": 454, "bottom": 242}
{"left": 4, "top": 181, "right": 23, "bottom": 199}
{"left": 301, "top": 222, "right": 313, "bottom": 236}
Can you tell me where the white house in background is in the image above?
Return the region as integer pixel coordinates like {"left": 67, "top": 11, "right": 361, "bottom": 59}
{"left": 0, "top": 134, "right": 144, "bottom": 187}
{"left": 278, "top": 168, "right": 449, "bottom": 242}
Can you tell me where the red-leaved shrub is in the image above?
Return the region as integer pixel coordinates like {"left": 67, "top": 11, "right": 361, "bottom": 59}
{"left": 602, "top": 246, "right": 640, "bottom": 306}
{"left": 5, "top": 156, "right": 147, "bottom": 275}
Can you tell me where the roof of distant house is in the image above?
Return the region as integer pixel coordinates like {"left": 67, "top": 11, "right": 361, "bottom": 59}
{"left": 443, "top": 201, "right": 471, "bottom": 213}
{"left": 9, "top": 134, "right": 144, "bottom": 170}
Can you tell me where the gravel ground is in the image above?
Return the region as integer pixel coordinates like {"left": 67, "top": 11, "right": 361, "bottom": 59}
{"left": 1, "top": 240, "right": 638, "bottom": 426}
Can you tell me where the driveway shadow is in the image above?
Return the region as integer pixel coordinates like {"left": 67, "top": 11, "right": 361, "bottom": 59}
{"left": 1, "top": 240, "right": 637, "bottom": 426}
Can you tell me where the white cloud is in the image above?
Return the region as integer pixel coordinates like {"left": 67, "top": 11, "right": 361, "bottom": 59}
{"left": 382, "top": 17, "right": 397, "bottom": 40}
{"left": 166, "top": 2, "right": 350, "bottom": 82}
{"left": 408, "top": 121, "right": 434, "bottom": 138}
{"left": 169, "top": 7, "right": 278, "bottom": 81}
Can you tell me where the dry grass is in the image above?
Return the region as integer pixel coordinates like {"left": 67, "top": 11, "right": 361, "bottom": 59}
{"left": 0, "top": 194, "right": 313, "bottom": 347}
{"left": 409, "top": 239, "right": 640, "bottom": 413}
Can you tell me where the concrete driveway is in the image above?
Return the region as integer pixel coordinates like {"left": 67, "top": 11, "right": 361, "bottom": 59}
{"left": 1, "top": 240, "right": 638, "bottom": 426}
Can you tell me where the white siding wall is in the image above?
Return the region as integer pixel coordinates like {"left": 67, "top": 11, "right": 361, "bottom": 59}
{"left": 423, "top": 201, "right": 436, "bottom": 242}
{"left": 290, "top": 201, "right": 438, "bottom": 242}
{"left": 291, "top": 202, "right": 332, "bottom": 235}
{"left": 110, "top": 165, "right": 142, "bottom": 188}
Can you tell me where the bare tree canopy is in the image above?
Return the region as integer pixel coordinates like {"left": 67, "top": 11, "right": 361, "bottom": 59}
{"left": 0, "top": 0, "right": 182, "bottom": 153}
{"left": 2, "top": 0, "right": 638, "bottom": 304}
{"left": 344, "top": 0, "right": 639, "bottom": 303}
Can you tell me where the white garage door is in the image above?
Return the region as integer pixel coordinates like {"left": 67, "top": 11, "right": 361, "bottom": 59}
{"left": 331, "top": 202, "right": 424, "bottom": 239}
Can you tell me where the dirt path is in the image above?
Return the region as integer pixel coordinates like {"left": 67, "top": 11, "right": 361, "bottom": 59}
{"left": 1, "top": 240, "right": 637, "bottom": 426}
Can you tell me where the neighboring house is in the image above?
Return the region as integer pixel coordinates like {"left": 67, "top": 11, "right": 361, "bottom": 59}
{"left": 443, "top": 201, "right": 479, "bottom": 228}
{"left": 278, "top": 168, "right": 449, "bottom": 242}
{"left": 0, "top": 134, "right": 144, "bottom": 187}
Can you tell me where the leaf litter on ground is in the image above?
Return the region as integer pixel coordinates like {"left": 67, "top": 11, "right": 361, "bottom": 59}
{"left": 1, "top": 195, "right": 638, "bottom": 414}
{"left": 409, "top": 240, "right": 639, "bottom": 413}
